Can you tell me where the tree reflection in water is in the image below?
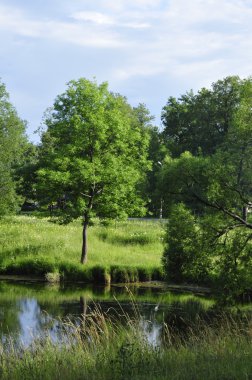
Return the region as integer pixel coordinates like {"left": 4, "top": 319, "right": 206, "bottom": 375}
{"left": 0, "top": 280, "right": 250, "bottom": 349}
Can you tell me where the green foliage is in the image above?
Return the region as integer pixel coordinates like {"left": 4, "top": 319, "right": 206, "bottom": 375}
{"left": 37, "top": 78, "right": 151, "bottom": 262}
{"left": 15, "top": 142, "right": 39, "bottom": 202}
{"left": 0, "top": 80, "right": 27, "bottom": 215}
{"left": 5, "top": 257, "right": 57, "bottom": 276}
{"left": 91, "top": 265, "right": 111, "bottom": 284}
{"left": 161, "top": 78, "right": 252, "bottom": 298}
{"left": 57, "top": 261, "right": 92, "bottom": 282}
{"left": 45, "top": 271, "right": 60, "bottom": 282}
{"left": 110, "top": 266, "right": 140, "bottom": 283}
{"left": 132, "top": 103, "right": 168, "bottom": 217}
{"left": 161, "top": 76, "right": 244, "bottom": 157}
{"left": 216, "top": 230, "right": 252, "bottom": 304}
{"left": 137, "top": 267, "right": 152, "bottom": 282}
{"left": 38, "top": 79, "right": 150, "bottom": 220}
{"left": 162, "top": 203, "right": 210, "bottom": 283}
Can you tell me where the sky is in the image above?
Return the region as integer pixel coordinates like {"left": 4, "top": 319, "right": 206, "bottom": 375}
{"left": 1, "top": 0, "right": 252, "bottom": 143}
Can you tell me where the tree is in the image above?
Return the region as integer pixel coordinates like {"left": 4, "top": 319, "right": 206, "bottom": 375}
{"left": 132, "top": 103, "right": 168, "bottom": 217}
{"left": 160, "top": 119, "right": 252, "bottom": 295}
{"left": 160, "top": 78, "right": 252, "bottom": 297}
{"left": 161, "top": 76, "right": 244, "bottom": 157}
{"left": 0, "top": 80, "right": 27, "bottom": 215}
{"left": 162, "top": 203, "right": 211, "bottom": 283}
{"left": 15, "top": 142, "right": 39, "bottom": 202}
{"left": 38, "top": 78, "right": 150, "bottom": 263}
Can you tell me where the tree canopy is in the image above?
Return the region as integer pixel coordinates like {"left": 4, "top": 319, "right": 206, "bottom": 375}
{"left": 161, "top": 77, "right": 252, "bottom": 299}
{"left": 161, "top": 76, "right": 246, "bottom": 157}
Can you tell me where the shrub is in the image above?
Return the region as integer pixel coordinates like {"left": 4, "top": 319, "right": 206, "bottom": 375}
{"left": 58, "top": 261, "right": 91, "bottom": 282}
{"left": 127, "top": 267, "right": 139, "bottom": 282}
{"left": 111, "top": 266, "right": 130, "bottom": 283}
{"left": 151, "top": 267, "right": 164, "bottom": 281}
{"left": 137, "top": 267, "right": 152, "bottom": 282}
{"left": 45, "top": 272, "right": 60, "bottom": 283}
{"left": 91, "top": 265, "right": 111, "bottom": 284}
{"left": 162, "top": 203, "right": 206, "bottom": 283}
{"left": 5, "top": 257, "right": 56, "bottom": 276}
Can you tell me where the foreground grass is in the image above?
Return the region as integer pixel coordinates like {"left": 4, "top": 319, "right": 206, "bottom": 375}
{"left": 0, "top": 216, "right": 164, "bottom": 283}
{"left": 1, "top": 307, "right": 252, "bottom": 380}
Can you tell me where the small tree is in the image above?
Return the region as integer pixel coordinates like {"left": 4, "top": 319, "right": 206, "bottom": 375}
{"left": 38, "top": 78, "right": 150, "bottom": 263}
{"left": 162, "top": 203, "right": 210, "bottom": 283}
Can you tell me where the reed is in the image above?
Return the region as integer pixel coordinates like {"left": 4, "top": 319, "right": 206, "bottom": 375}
{"left": 0, "top": 305, "right": 252, "bottom": 380}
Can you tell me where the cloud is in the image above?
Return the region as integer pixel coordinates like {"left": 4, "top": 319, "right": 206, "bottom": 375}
{"left": 71, "top": 11, "right": 114, "bottom": 25}
{"left": 108, "top": 0, "right": 252, "bottom": 84}
{"left": 2, "top": 0, "right": 252, "bottom": 142}
{"left": 0, "top": 5, "right": 123, "bottom": 47}
{"left": 100, "top": 0, "right": 162, "bottom": 12}
{"left": 71, "top": 10, "right": 150, "bottom": 29}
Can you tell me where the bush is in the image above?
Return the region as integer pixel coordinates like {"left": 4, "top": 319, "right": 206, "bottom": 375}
{"left": 111, "top": 266, "right": 131, "bottom": 283}
{"left": 137, "top": 267, "right": 152, "bottom": 282}
{"left": 162, "top": 203, "right": 207, "bottom": 283}
{"left": 91, "top": 265, "right": 111, "bottom": 284}
{"left": 151, "top": 267, "right": 164, "bottom": 281}
{"left": 6, "top": 257, "right": 56, "bottom": 276}
{"left": 58, "top": 261, "right": 91, "bottom": 282}
{"left": 45, "top": 272, "right": 60, "bottom": 283}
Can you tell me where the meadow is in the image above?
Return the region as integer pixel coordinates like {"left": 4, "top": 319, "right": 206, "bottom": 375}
{"left": 0, "top": 215, "right": 164, "bottom": 283}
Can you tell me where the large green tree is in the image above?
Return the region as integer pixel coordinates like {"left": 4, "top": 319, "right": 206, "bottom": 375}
{"left": 38, "top": 78, "right": 150, "bottom": 263}
{"left": 161, "top": 79, "right": 252, "bottom": 297}
{"left": 0, "top": 80, "right": 27, "bottom": 215}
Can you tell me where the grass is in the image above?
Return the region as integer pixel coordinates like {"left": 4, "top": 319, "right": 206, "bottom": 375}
{"left": 0, "top": 215, "right": 164, "bottom": 283}
{"left": 0, "top": 305, "right": 252, "bottom": 380}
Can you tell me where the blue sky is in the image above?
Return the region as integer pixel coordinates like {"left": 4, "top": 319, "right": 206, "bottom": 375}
{"left": 1, "top": 0, "right": 252, "bottom": 142}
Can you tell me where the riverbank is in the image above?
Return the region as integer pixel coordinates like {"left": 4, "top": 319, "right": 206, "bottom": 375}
{"left": 0, "top": 215, "right": 164, "bottom": 284}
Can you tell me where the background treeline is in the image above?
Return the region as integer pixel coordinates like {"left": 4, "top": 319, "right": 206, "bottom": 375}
{"left": 1, "top": 75, "right": 252, "bottom": 298}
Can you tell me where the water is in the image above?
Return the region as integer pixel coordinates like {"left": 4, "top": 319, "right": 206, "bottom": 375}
{"left": 0, "top": 279, "right": 242, "bottom": 348}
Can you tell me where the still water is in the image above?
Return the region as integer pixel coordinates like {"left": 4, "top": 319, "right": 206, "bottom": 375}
{"left": 0, "top": 279, "right": 236, "bottom": 348}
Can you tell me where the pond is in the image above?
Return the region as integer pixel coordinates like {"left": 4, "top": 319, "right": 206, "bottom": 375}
{"left": 0, "top": 279, "right": 250, "bottom": 348}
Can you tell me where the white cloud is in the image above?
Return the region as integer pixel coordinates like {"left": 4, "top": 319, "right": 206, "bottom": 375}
{"left": 100, "top": 0, "right": 162, "bottom": 12}
{"left": 107, "top": 0, "right": 252, "bottom": 84}
{"left": 0, "top": 5, "right": 123, "bottom": 47}
{"left": 71, "top": 11, "right": 114, "bottom": 25}
{"left": 71, "top": 10, "right": 150, "bottom": 29}
{"left": 2, "top": 0, "right": 252, "bottom": 140}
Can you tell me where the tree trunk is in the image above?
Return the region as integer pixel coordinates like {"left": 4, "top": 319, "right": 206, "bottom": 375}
{"left": 80, "top": 296, "right": 87, "bottom": 340}
{"left": 242, "top": 206, "right": 247, "bottom": 222}
{"left": 81, "top": 221, "right": 88, "bottom": 264}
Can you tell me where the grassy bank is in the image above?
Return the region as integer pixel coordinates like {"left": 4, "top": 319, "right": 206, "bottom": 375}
{"left": 1, "top": 307, "right": 252, "bottom": 380}
{"left": 0, "top": 216, "right": 164, "bottom": 283}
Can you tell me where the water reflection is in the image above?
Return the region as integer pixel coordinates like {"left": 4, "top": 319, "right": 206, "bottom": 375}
{"left": 0, "top": 280, "right": 250, "bottom": 348}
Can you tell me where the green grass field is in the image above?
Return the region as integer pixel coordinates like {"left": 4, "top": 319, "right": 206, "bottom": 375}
{"left": 0, "top": 215, "right": 164, "bottom": 282}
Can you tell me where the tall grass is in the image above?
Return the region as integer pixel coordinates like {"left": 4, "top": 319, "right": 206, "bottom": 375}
{"left": 0, "top": 305, "right": 252, "bottom": 380}
{"left": 0, "top": 216, "right": 164, "bottom": 283}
